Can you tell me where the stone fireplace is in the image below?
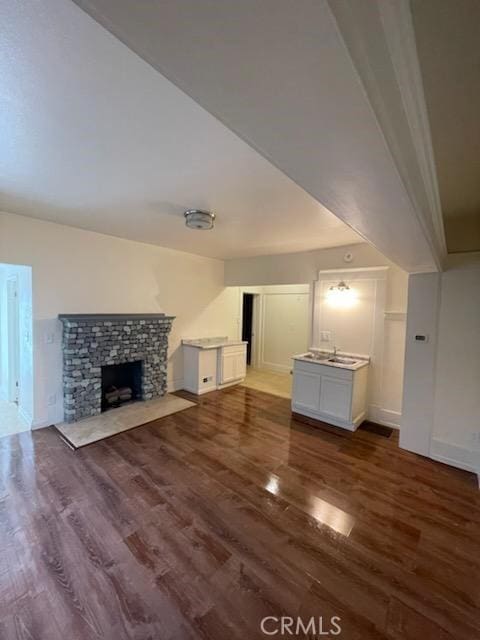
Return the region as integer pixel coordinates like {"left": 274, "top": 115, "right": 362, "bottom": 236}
{"left": 59, "top": 314, "right": 174, "bottom": 423}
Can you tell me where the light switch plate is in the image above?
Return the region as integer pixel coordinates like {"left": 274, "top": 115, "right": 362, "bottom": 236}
{"left": 320, "top": 331, "right": 331, "bottom": 342}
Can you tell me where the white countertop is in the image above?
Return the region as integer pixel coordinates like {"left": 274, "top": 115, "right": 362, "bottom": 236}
{"left": 182, "top": 337, "right": 247, "bottom": 350}
{"left": 293, "top": 349, "right": 370, "bottom": 371}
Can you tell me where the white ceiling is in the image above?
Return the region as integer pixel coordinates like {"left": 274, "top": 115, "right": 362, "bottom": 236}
{"left": 71, "top": 0, "right": 444, "bottom": 272}
{"left": 0, "top": 0, "right": 361, "bottom": 260}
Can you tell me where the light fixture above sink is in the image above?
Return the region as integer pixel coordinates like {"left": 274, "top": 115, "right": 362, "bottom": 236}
{"left": 326, "top": 280, "right": 357, "bottom": 309}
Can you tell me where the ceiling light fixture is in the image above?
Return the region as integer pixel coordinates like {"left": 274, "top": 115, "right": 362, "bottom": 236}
{"left": 184, "top": 209, "right": 216, "bottom": 230}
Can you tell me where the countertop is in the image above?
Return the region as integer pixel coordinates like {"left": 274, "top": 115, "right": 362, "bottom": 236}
{"left": 182, "top": 337, "right": 247, "bottom": 350}
{"left": 293, "top": 350, "right": 370, "bottom": 371}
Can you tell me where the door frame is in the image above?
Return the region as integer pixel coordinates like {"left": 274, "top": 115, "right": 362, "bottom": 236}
{"left": 6, "top": 275, "right": 20, "bottom": 404}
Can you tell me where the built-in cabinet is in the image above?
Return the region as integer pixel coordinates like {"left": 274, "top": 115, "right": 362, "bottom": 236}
{"left": 218, "top": 344, "right": 247, "bottom": 386}
{"left": 183, "top": 340, "right": 247, "bottom": 395}
{"left": 292, "top": 358, "right": 368, "bottom": 430}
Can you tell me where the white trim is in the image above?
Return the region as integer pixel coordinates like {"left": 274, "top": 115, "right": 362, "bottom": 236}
{"left": 317, "top": 266, "right": 389, "bottom": 276}
{"left": 378, "top": 0, "right": 447, "bottom": 260}
{"left": 368, "top": 404, "right": 401, "bottom": 429}
{"left": 31, "top": 418, "right": 50, "bottom": 430}
{"left": 18, "top": 405, "right": 32, "bottom": 429}
{"left": 6, "top": 275, "right": 20, "bottom": 404}
{"left": 258, "top": 361, "right": 291, "bottom": 374}
{"left": 384, "top": 311, "right": 406, "bottom": 321}
{"left": 168, "top": 377, "right": 184, "bottom": 393}
{"left": 430, "top": 437, "right": 480, "bottom": 475}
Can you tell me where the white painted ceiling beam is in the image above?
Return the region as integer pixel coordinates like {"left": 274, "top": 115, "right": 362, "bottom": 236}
{"left": 73, "top": 0, "right": 445, "bottom": 272}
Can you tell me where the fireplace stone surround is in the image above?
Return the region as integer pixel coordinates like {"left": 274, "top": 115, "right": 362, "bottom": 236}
{"left": 59, "top": 314, "right": 174, "bottom": 423}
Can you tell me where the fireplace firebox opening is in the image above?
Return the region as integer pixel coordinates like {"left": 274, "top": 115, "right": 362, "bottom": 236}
{"left": 101, "top": 360, "right": 143, "bottom": 412}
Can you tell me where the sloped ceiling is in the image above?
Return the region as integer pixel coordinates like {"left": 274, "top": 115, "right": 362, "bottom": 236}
{"left": 0, "top": 0, "right": 360, "bottom": 259}
{"left": 72, "top": 0, "right": 444, "bottom": 272}
{"left": 412, "top": 0, "right": 480, "bottom": 253}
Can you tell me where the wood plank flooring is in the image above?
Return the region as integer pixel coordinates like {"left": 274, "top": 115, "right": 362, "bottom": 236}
{"left": 1, "top": 386, "right": 479, "bottom": 639}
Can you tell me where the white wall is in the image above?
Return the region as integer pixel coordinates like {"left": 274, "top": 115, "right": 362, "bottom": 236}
{"left": 227, "top": 246, "right": 408, "bottom": 428}
{"left": 400, "top": 272, "right": 441, "bottom": 456}
{"left": 402, "top": 262, "right": 480, "bottom": 473}
{"left": 225, "top": 243, "right": 408, "bottom": 303}
{"left": 0, "top": 211, "right": 239, "bottom": 427}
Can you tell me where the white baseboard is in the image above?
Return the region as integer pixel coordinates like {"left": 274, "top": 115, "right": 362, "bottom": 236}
{"left": 368, "top": 405, "right": 401, "bottom": 429}
{"left": 430, "top": 438, "right": 480, "bottom": 475}
{"left": 168, "top": 378, "right": 184, "bottom": 393}
{"left": 18, "top": 405, "right": 33, "bottom": 429}
{"left": 31, "top": 418, "right": 51, "bottom": 430}
{"left": 259, "top": 362, "right": 291, "bottom": 374}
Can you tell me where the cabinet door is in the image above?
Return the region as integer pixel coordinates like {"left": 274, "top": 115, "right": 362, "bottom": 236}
{"left": 319, "top": 376, "right": 351, "bottom": 420}
{"left": 221, "top": 352, "right": 238, "bottom": 383}
{"left": 293, "top": 371, "right": 321, "bottom": 411}
{"left": 234, "top": 351, "right": 247, "bottom": 379}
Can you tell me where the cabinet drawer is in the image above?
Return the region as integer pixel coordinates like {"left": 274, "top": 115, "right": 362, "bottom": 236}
{"left": 221, "top": 344, "right": 246, "bottom": 356}
{"left": 294, "top": 359, "right": 353, "bottom": 381}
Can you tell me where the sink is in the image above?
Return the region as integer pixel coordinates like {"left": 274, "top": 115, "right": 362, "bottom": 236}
{"left": 303, "top": 352, "right": 330, "bottom": 361}
{"left": 328, "top": 356, "right": 357, "bottom": 365}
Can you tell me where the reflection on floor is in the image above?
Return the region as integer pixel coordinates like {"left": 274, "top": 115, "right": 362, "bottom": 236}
{"left": 0, "top": 400, "right": 29, "bottom": 438}
{"left": 241, "top": 366, "right": 292, "bottom": 398}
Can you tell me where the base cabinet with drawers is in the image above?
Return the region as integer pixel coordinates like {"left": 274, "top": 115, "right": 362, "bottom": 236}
{"left": 292, "top": 358, "right": 369, "bottom": 431}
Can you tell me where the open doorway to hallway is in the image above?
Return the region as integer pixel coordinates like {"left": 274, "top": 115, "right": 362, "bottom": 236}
{"left": 0, "top": 263, "right": 33, "bottom": 438}
{"left": 240, "top": 285, "right": 310, "bottom": 399}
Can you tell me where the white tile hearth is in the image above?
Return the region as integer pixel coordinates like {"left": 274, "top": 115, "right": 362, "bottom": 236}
{"left": 55, "top": 393, "right": 195, "bottom": 448}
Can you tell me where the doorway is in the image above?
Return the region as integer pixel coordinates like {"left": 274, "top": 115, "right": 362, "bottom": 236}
{"left": 0, "top": 263, "right": 33, "bottom": 437}
{"left": 239, "top": 285, "right": 311, "bottom": 399}
{"left": 242, "top": 293, "right": 255, "bottom": 365}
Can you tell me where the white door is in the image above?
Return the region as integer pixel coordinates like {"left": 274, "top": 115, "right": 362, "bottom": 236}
{"left": 292, "top": 370, "right": 321, "bottom": 411}
{"left": 7, "top": 277, "right": 20, "bottom": 404}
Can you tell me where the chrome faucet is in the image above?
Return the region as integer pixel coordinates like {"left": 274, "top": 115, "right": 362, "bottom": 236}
{"left": 332, "top": 345, "right": 339, "bottom": 358}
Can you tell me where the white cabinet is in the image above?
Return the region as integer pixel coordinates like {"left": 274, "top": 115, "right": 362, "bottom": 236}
{"left": 183, "top": 346, "right": 218, "bottom": 395}
{"left": 183, "top": 342, "right": 247, "bottom": 395}
{"left": 218, "top": 345, "right": 247, "bottom": 386}
{"left": 319, "top": 376, "right": 351, "bottom": 421}
{"left": 292, "top": 370, "right": 321, "bottom": 412}
{"left": 292, "top": 359, "right": 368, "bottom": 431}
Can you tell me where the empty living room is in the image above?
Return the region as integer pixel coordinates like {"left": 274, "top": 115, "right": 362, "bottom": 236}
{"left": 1, "top": 1, "right": 479, "bottom": 639}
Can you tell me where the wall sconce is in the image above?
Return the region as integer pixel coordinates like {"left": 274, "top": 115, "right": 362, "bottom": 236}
{"left": 326, "top": 281, "right": 357, "bottom": 309}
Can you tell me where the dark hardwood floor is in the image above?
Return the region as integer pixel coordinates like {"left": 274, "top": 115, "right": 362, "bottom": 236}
{"left": 1, "top": 386, "right": 479, "bottom": 639}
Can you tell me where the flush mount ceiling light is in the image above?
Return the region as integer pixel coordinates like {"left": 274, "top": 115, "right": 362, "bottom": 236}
{"left": 184, "top": 209, "right": 216, "bottom": 230}
{"left": 326, "top": 281, "right": 357, "bottom": 309}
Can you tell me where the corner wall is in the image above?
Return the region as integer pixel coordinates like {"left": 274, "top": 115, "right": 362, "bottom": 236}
{"left": 401, "top": 261, "right": 480, "bottom": 474}
{"left": 0, "top": 211, "right": 239, "bottom": 428}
